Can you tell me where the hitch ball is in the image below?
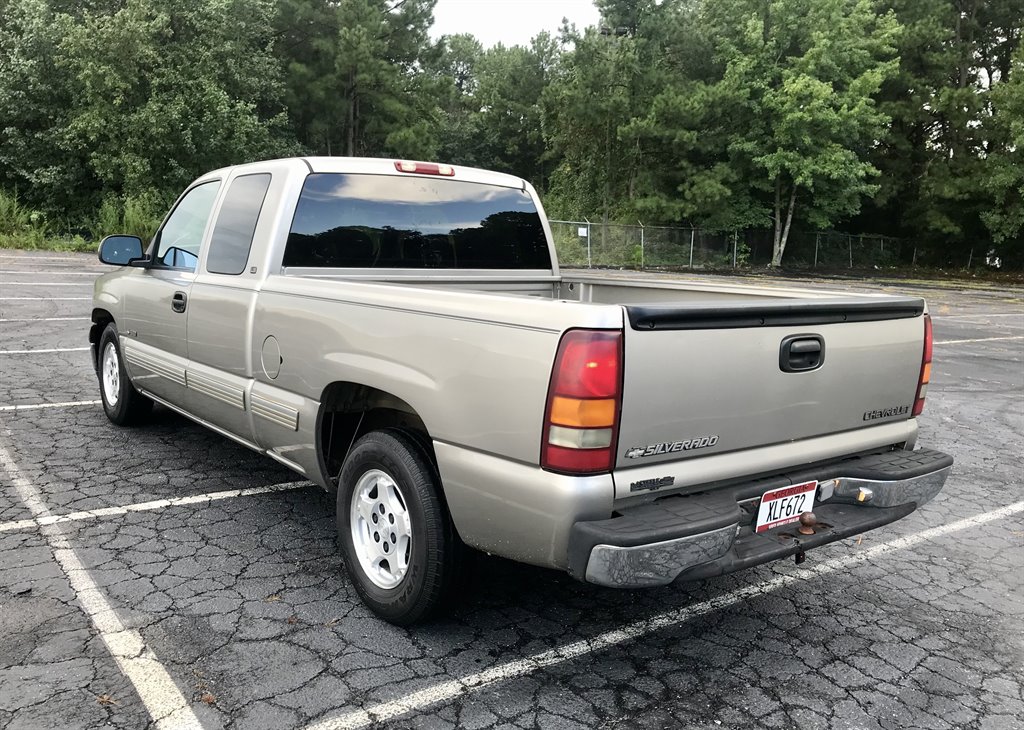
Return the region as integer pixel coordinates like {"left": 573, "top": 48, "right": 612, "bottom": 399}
{"left": 798, "top": 511, "right": 818, "bottom": 535}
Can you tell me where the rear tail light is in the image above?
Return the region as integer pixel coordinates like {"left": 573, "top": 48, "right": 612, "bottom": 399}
{"left": 912, "top": 314, "right": 933, "bottom": 416}
{"left": 541, "top": 329, "right": 623, "bottom": 474}
{"left": 394, "top": 160, "right": 455, "bottom": 176}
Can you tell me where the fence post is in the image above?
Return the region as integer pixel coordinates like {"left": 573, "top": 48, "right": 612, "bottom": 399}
{"left": 848, "top": 235, "right": 853, "bottom": 268}
{"left": 584, "top": 217, "right": 592, "bottom": 268}
{"left": 732, "top": 231, "right": 738, "bottom": 268}
{"left": 967, "top": 248, "right": 973, "bottom": 270}
{"left": 912, "top": 247, "right": 917, "bottom": 267}
{"left": 814, "top": 232, "right": 819, "bottom": 268}
{"left": 638, "top": 220, "right": 645, "bottom": 270}
{"left": 689, "top": 229, "right": 695, "bottom": 269}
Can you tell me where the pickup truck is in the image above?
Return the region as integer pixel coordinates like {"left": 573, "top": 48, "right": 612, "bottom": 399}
{"left": 91, "top": 157, "right": 953, "bottom": 625}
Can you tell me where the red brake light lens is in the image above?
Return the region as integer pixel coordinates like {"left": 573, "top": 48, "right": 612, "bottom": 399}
{"left": 393, "top": 160, "right": 455, "bottom": 176}
{"left": 552, "top": 335, "right": 620, "bottom": 398}
{"left": 912, "top": 314, "right": 933, "bottom": 417}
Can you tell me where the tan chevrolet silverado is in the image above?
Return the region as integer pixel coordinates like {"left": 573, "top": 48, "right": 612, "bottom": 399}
{"left": 90, "top": 157, "right": 952, "bottom": 624}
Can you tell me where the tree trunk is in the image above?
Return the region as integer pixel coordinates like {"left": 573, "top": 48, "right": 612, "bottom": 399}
{"left": 772, "top": 178, "right": 782, "bottom": 266}
{"left": 771, "top": 181, "right": 797, "bottom": 267}
{"left": 345, "top": 70, "right": 356, "bottom": 157}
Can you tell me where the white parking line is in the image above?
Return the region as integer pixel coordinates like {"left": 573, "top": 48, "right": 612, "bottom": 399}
{"left": 0, "top": 481, "right": 308, "bottom": 533}
{"left": 0, "top": 282, "right": 94, "bottom": 286}
{"left": 0, "top": 255, "right": 91, "bottom": 261}
{"left": 0, "top": 317, "right": 90, "bottom": 322}
{"left": 0, "top": 347, "right": 90, "bottom": 354}
{"left": 0, "top": 271, "right": 102, "bottom": 276}
{"left": 0, "top": 297, "right": 91, "bottom": 300}
{"left": 0, "top": 400, "right": 102, "bottom": 412}
{"left": 933, "top": 313, "right": 1024, "bottom": 319}
{"left": 0, "top": 440, "right": 211, "bottom": 730}
{"left": 303, "top": 499, "right": 1024, "bottom": 730}
{"left": 935, "top": 336, "right": 1024, "bottom": 345}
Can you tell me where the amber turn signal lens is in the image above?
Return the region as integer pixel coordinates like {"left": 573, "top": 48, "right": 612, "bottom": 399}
{"left": 549, "top": 396, "right": 616, "bottom": 428}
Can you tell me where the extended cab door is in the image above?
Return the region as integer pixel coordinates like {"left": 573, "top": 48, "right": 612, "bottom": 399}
{"left": 183, "top": 171, "right": 276, "bottom": 444}
{"left": 120, "top": 180, "right": 222, "bottom": 405}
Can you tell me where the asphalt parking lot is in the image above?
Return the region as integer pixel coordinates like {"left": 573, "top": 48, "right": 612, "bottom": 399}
{"left": 1, "top": 249, "right": 1022, "bottom": 730}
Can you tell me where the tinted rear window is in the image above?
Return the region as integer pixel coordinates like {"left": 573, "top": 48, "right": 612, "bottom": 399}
{"left": 283, "top": 173, "right": 551, "bottom": 269}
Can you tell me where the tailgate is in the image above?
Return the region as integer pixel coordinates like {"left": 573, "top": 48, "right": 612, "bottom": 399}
{"left": 615, "top": 297, "right": 926, "bottom": 470}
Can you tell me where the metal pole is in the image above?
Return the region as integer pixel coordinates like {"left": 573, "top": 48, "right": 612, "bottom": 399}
{"left": 849, "top": 235, "right": 853, "bottom": 268}
{"left": 584, "top": 217, "right": 592, "bottom": 268}
{"left": 638, "top": 220, "right": 645, "bottom": 270}
{"left": 814, "top": 232, "right": 819, "bottom": 268}
{"left": 912, "top": 247, "right": 917, "bottom": 267}
{"left": 732, "top": 231, "right": 738, "bottom": 268}
{"left": 689, "top": 228, "right": 695, "bottom": 269}
{"left": 967, "top": 248, "right": 973, "bottom": 270}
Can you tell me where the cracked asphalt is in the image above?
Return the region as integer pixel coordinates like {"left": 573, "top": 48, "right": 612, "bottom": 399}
{"left": 1, "top": 250, "right": 1022, "bottom": 730}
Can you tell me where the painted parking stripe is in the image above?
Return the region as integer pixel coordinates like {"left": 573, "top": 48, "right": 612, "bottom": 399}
{"left": 0, "top": 255, "right": 91, "bottom": 261}
{"left": 0, "top": 346, "right": 90, "bottom": 354}
{"left": 0, "top": 400, "right": 102, "bottom": 412}
{"left": 934, "top": 336, "right": 1024, "bottom": 345}
{"left": 0, "top": 271, "right": 102, "bottom": 276}
{"left": 0, "top": 317, "right": 90, "bottom": 322}
{"left": 0, "top": 440, "right": 212, "bottom": 730}
{"left": 0, "top": 282, "right": 94, "bottom": 286}
{"left": 932, "top": 313, "right": 1024, "bottom": 319}
{"left": 0, "top": 481, "right": 309, "bottom": 533}
{"left": 0, "top": 297, "right": 91, "bottom": 300}
{"left": 303, "top": 499, "right": 1024, "bottom": 730}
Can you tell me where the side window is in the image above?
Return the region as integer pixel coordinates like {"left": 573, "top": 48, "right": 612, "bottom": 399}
{"left": 155, "top": 181, "right": 221, "bottom": 271}
{"left": 206, "top": 174, "right": 272, "bottom": 275}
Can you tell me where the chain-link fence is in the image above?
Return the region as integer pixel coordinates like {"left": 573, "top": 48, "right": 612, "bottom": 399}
{"left": 549, "top": 220, "right": 988, "bottom": 271}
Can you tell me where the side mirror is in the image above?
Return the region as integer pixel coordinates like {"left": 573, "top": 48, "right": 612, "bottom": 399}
{"left": 98, "top": 235, "right": 145, "bottom": 266}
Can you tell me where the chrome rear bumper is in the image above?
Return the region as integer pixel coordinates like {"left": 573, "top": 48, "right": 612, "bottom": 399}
{"left": 574, "top": 449, "right": 952, "bottom": 589}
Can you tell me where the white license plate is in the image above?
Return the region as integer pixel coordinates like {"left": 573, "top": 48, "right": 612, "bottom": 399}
{"left": 755, "top": 481, "right": 817, "bottom": 533}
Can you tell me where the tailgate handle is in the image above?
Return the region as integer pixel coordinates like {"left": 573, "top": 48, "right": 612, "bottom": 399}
{"left": 780, "top": 335, "right": 824, "bottom": 373}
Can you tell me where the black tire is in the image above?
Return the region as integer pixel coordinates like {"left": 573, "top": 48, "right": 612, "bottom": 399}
{"left": 97, "top": 323, "right": 152, "bottom": 426}
{"left": 337, "top": 429, "right": 462, "bottom": 625}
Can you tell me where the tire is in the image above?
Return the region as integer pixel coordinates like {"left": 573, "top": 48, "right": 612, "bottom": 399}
{"left": 97, "top": 323, "right": 152, "bottom": 426}
{"left": 337, "top": 429, "right": 462, "bottom": 625}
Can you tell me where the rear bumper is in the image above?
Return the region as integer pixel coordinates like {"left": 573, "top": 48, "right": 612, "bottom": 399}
{"left": 569, "top": 448, "right": 953, "bottom": 588}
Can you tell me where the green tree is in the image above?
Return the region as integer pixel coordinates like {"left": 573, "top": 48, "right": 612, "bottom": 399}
{"left": 1, "top": 0, "right": 294, "bottom": 221}
{"left": 474, "top": 33, "right": 559, "bottom": 186}
{"left": 543, "top": 2, "right": 676, "bottom": 222}
{"left": 426, "top": 33, "right": 486, "bottom": 166}
{"left": 864, "top": 0, "right": 1022, "bottom": 264}
{"left": 275, "top": 0, "right": 439, "bottom": 158}
{"left": 697, "top": 0, "right": 900, "bottom": 265}
{"left": 982, "top": 38, "right": 1024, "bottom": 262}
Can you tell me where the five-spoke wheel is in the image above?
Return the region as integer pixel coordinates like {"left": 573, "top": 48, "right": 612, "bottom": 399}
{"left": 337, "top": 430, "right": 462, "bottom": 625}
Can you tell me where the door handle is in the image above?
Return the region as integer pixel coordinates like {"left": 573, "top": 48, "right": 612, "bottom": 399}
{"left": 171, "top": 291, "right": 187, "bottom": 313}
{"left": 780, "top": 334, "right": 824, "bottom": 372}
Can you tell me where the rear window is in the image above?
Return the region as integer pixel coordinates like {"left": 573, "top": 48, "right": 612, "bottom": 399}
{"left": 282, "top": 173, "right": 551, "bottom": 269}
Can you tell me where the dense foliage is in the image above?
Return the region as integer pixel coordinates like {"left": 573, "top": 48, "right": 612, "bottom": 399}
{"left": 1, "top": 0, "right": 1021, "bottom": 266}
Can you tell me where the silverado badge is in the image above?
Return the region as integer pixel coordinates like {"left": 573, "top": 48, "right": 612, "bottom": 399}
{"left": 625, "top": 435, "right": 719, "bottom": 459}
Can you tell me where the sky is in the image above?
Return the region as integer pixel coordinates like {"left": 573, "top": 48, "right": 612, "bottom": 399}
{"left": 429, "top": 0, "right": 601, "bottom": 48}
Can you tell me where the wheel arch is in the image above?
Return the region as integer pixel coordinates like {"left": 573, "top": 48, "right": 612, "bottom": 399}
{"left": 315, "top": 381, "right": 435, "bottom": 492}
{"left": 89, "top": 308, "right": 116, "bottom": 373}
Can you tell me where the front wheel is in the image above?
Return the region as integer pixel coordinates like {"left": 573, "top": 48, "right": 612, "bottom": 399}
{"left": 337, "top": 430, "right": 462, "bottom": 625}
{"left": 97, "top": 324, "right": 152, "bottom": 425}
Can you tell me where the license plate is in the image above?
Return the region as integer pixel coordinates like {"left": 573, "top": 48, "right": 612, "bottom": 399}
{"left": 755, "top": 481, "right": 817, "bottom": 533}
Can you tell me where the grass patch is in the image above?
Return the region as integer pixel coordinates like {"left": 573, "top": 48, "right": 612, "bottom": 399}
{"left": 0, "top": 188, "right": 162, "bottom": 254}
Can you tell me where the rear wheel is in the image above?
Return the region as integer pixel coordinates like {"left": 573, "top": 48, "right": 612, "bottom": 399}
{"left": 97, "top": 324, "right": 152, "bottom": 425}
{"left": 337, "top": 430, "right": 462, "bottom": 625}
